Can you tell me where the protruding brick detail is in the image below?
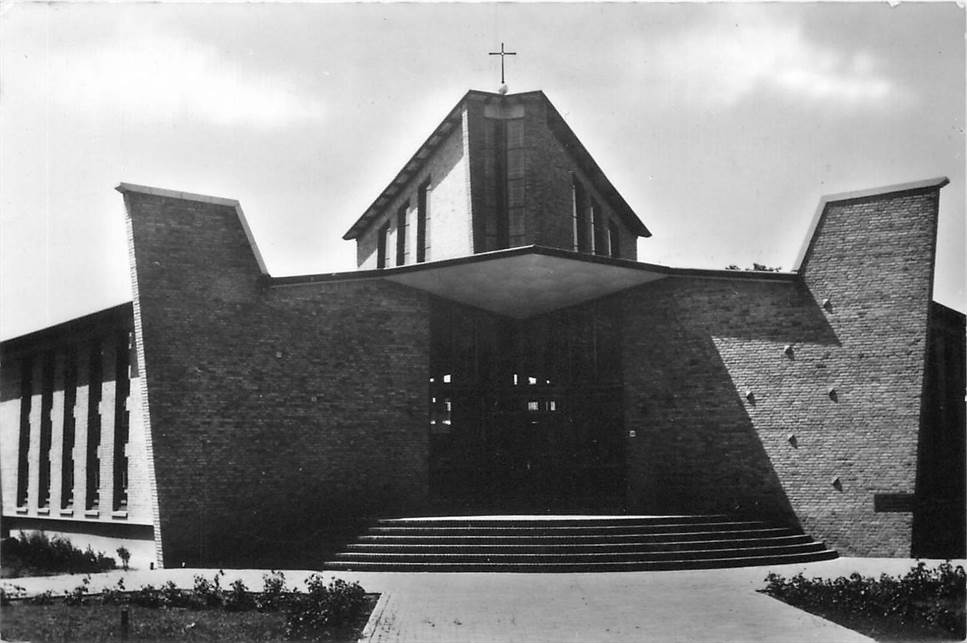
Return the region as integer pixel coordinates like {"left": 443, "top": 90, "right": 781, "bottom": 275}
{"left": 124, "top": 190, "right": 431, "bottom": 567}
{"left": 621, "top": 185, "right": 943, "bottom": 556}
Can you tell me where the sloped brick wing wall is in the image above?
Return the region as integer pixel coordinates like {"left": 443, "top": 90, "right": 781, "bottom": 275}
{"left": 622, "top": 186, "right": 941, "bottom": 556}
{"left": 124, "top": 192, "right": 430, "bottom": 567}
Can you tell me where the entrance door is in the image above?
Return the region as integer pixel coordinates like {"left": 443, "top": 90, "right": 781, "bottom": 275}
{"left": 427, "top": 300, "right": 626, "bottom": 513}
{"left": 486, "top": 386, "right": 569, "bottom": 511}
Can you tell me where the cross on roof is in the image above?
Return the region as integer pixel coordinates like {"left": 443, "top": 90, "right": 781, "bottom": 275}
{"left": 488, "top": 42, "right": 517, "bottom": 86}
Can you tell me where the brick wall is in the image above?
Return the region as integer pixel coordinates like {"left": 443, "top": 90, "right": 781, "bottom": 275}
{"left": 525, "top": 99, "right": 638, "bottom": 259}
{"left": 356, "top": 113, "right": 472, "bottom": 268}
{"left": 912, "top": 302, "right": 966, "bottom": 557}
{"left": 125, "top": 190, "right": 431, "bottom": 567}
{"left": 466, "top": 93, "right": 638, "bottom": 258}
{"left": 621, "top": 186, "right": 942, "bottom": 556}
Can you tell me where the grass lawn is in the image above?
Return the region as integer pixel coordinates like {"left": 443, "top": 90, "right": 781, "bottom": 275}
{"left": 0, "top": 594, "right": 379, "bottom": 642}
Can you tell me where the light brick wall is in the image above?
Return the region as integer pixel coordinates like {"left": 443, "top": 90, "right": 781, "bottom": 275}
{"left": 621, "top": 186, "right": 941, "bottom": 556}
{"left": 357, "top": 114, "right": 471, "bottom": 268}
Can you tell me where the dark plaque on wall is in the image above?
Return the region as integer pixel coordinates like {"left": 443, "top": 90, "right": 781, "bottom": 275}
{"left": 874, "top": 493, "right": 916, "bottom": 513}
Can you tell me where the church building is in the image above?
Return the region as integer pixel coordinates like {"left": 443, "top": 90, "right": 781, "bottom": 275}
{"left": 2, "top": 89, "right": 963, "bottom": 569}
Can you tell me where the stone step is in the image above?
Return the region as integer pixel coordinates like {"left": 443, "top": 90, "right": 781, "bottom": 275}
{"left": 358, "top": 527, "right": 796, "bottom": 545}
{"left": 374, "top": 515, "right": 734, "bottom": 528}
{"left": 323, "top": 515, "right": 838, "bottom": 573}
{"left": 366, "top": 520, "right": 772, "bottom": 537}
{"left": 333, "top": 541, "right": 828, "bottom": 564}
{"left": 324, "top": 549, "right": 840, "bottom": 573}
{"left": 346, "top": 534, "right": 814, "bottom": 554}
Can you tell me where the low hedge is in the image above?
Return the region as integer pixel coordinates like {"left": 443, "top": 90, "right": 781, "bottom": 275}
{"left": 763, "top": 561, "right": 966, "bottom": 638}
{"left": 2, "top": 570, "right": 369, "bottom": 640}
{"left": 1, "top": 532, "right": 115, "bottom": 577}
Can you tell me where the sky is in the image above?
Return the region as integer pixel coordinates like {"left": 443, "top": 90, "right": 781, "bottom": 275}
{"left": 1, "top": 2, "right": 964, "bottom": 340}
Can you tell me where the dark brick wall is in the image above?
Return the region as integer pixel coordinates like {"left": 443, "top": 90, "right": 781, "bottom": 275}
{"left": 524, "top": 99, "right": 638, "bottom": 259}
{"left": 125, "top": 191, "right": 431, "bottom": 567}
{"left": 913, "top": 302, "right": 966, "bottom": 557}
{"left": 622, "top": 186, "right": 942, "bottom": 556}
{"left": 466, "top": 93, "right": 638, "bottom": 258}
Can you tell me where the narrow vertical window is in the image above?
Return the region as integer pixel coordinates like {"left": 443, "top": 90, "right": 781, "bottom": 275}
{"left": 16, "top": 357, "right": 33, "bottom": 508}
{"left": 417, "top": 180, "right": 430, "bottom": 263}
{"left": 112, "top": 331, "right": 130, "bottom": 511}
{"left": 573, "top": 178, "right": 590, "bottom": 253}
{"left": 395, "top": 204, "right": 408, "bottom": 266}
{"left": 493, "top": 120, "right": 510, "bottom": 249}
{"left": 591, "top": 201, "right": 607, "bottom": 256}
{"left": 505, "top": 119, "right": 525, "bottom": 247}
{"left": 85, "top": 340, "right": 102, "bottom": 510}
{"left": 38, "top": 351, "right": 55, "bottom": 509}
{"left": 608, "top": 221, "right": 621, "bottom": 259}
{"left": 61, "top": 347, "right": 77, "bottom": 509}
{"left": 376, "top": 222, "right": 389, "bottom": 269}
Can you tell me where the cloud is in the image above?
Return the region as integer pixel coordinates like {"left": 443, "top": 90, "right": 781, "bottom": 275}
{"left": 641, "top": 10, "right": 907, "bottom": 111}
{"left": 42, "top": 31, "right": 326, "bottom": 128}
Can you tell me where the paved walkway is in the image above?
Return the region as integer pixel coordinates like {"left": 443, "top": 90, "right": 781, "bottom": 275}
{"left": 4, "top": 558, "right": 960, "bottom": 642}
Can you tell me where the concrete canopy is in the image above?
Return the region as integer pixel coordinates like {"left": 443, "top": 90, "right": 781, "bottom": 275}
{"left": 269, "top": 246, "right": 797, "bottom": 319}
{"left": 382, "top": 248, "right": 667, "bottom": 318}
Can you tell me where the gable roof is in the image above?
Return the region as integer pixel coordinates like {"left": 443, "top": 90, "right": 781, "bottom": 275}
{"left": 343, "top": 89, "right": 650, "bottom": 240}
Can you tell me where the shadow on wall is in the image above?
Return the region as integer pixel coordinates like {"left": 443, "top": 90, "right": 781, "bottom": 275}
{"left": 912, "top": 303, "right": 966, "bottom": 558}
{"left": 623, "top": 279, "right": 841, "bottom": 529}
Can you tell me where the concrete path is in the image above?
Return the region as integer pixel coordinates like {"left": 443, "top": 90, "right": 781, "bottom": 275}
{"left": 5, "top": 558, "right": 960, "bottom": 642}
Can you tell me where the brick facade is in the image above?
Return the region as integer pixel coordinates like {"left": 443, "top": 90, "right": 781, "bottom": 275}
{"left": 2, "top": 89, "right": 958, "bottom": 568}
{"left": 621, "top": 186, "right": 944, "bottom": 556}
{"left": 123, "top": 189, "right": 430, "bottom": 566}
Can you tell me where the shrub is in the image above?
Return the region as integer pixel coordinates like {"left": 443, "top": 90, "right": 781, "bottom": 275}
{"left": 0, "top": 584, "right": 26, "bottom": 606}
{"left": 161, "top": 580, "right": 190, "bottom": 608}
{"left": 63, "top": 575, "right": 91, "bottom": 606}
{"left": 257, "top": 570, "right": 289, "bottom": 612}
{"left": 763, "top": 561, "right": 966, "bottom": 638}
{"left": 130, "top": 584, "right": 163, "bottom": 608}
{"left": 224, "top": 578, "right": 256, "bottom": 612}
{"left": 1, "top": 532, "right": 116, "bottom": 576}
{"left": 116, "top": 546, "right": 131, "bottom": 570}
{"left": 191, "top": 571, "right": 225, "bottom": 609}
{"left": 283, "top": 574, "right": 366, "bottom": 639}
{"left": 26, "top": 589, "right": 54, "bottom": 605}
{"left": 101, "top": 578, "right": 128, "bottom": 605}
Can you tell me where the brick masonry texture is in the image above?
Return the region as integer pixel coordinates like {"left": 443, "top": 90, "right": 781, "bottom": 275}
{"left": 4, "top": 179, "right": 951, "bottom": 567}
{"left": 125, "top": 192, "right": 430, "bottom": 567}
{"left": 357, "top": 92, "right": 641, "bottom": 261}
{"left": 523, "top": 97, "right": 638, "bottom": 259}
{"left": 621, "top": 187, "right": 941, "bottom": 556}
{"left": 465, "top": 93, "right": 638, "bottom": 258}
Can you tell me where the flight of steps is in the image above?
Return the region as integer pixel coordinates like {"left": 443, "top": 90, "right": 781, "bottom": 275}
{"left": 324, "top": 515, "right": 837, "bottom": 572}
